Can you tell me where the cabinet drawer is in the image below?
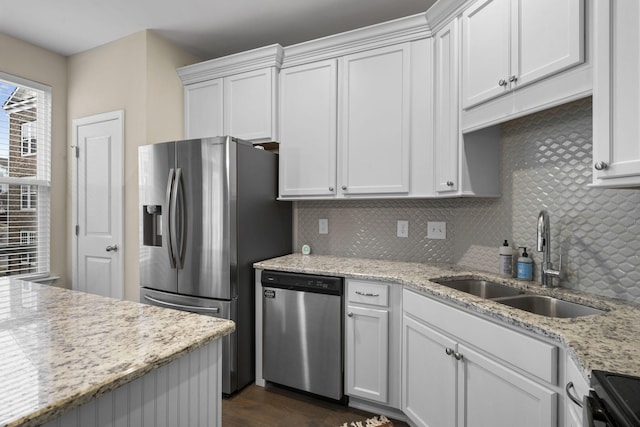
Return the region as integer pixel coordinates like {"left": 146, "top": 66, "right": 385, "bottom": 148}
{"left": 404, "top": 289, "right": 558, "bottom": 384}
{"left": 347, "top": 280, "right": 389, "bottom": 307}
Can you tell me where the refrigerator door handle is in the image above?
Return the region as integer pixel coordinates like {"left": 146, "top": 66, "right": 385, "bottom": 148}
{"left": 173, "top": 167, "right": 186, "bottom": 269}
{"left": 143, "top": 295, "right": 220, "bottom": 313}
{"left": 165, "top": 168, "right": 177, "bottom": 268}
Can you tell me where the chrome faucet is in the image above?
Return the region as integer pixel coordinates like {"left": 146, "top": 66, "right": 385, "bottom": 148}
{"left": 537, "top": 210, "right": 562, "bottom": 287}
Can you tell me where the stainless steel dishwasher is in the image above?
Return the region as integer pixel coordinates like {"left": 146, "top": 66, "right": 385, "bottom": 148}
{"left": 262, "top": 270, "right": 344, "bottom": 400}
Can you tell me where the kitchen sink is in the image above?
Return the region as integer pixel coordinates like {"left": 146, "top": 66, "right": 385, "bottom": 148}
{"left": 494, "top": 295, "right": 606, "bottom": 318}
{"left": 433, "top": 279, "right": 525, "bottom": 299}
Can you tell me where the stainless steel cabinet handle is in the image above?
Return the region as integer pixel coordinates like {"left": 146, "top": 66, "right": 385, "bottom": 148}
{"left": 509, "top": 75, "right": 518, "bottom": 83}
{"left": 566, "top": 382, "right": 583, "bottom": 408}
{"left": 445, "top": 347, "right": 454, "bottom": 356}
{"left": 355, "top": 291, "right": 380, "bottom": 297}
{"left": 347, "top": 312, "right": 354, "bottom": 317}
{"left": 446, "top": 180, "right": 454, "bottom": 187}
{"left": 454, "top": 352, "right": 464, "bottom": 361}
{"left": 594, "top": 161, "right": 608, "bottom": 171}
{"left": 341, "top": 185, "right": 347, "bottom": 190}
{"left": 105, "top": 244, "right": 118, "bottom": 252}
{"left": 143, "top": 295, "right": 220, "bottom": 313}
{"left": 329, "top": 187, "right": 334, "bottom": 192}
{"left": 498, "top": 79, "right": 508, "bottom": 87}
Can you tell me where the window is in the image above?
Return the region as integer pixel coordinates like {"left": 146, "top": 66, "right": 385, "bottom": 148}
{"left": 0, "top": 72, "right": 51, "bottom": 278}
{"left": 20, "top": 184, "right": 37, "bottom": 211}
{"left": 20, "top": 231, "right": 36, "bottom": 245}
{"left": 21, "top": 121, "right": 37, "bottom": 156}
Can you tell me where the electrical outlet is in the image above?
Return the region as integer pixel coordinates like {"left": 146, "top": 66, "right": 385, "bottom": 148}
{"left": 397, "top": 220, "right": 409, "bottom": 238}
{"left": 427, "top": 221, "right": 446, "bottom": 239}
{"left": 318, "top": 218, "right": 329, "bottom": 234}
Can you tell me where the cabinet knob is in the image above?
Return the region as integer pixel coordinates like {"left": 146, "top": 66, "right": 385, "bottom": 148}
{"left": 347, "top": 312, "right": 354, "bottom": 317}
{"left": 498, "top": 79, "right": 508, "bottom": 87}
{"left": 341, "top": 185, "right": 347, "bottom": 190}
{"left": 454, "top": 352, "right": 464, "bottom": 361}
{"left": 445, "top": 347, "right": 454, "bottom": 356}
{"left": 594, "top": 161, "right": 608, "bottom": 171}
{"left": 329, "top": 187, "right": 334, "bottom": 192}
{"left": 446, "top": 181, "right": 454, "bottom": 187}
{"left": 509, "top": 75, "right": 518, "bottom": 83}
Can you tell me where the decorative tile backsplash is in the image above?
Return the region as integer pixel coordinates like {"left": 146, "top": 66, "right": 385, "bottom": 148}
{"left": 294, "top": 97, "right": 640, "bottom": 303}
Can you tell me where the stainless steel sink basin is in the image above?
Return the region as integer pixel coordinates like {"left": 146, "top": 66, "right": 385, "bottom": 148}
{"left": 495, "top": 295, "right": 606, "bottom": 318}
{"left": 433, "top": 279, "right": 525, "bottom": 299}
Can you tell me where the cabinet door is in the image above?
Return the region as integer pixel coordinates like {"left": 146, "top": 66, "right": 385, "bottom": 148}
{"left": 184, "top": 79, "right": 223, "bottom": 139}
{"left": 279, "top": 60, "right": 338, "bottom": 197}
{"left": 434, "top": 19, "right": 459, "bottom": 194}
{"left": 345, "top": 305, "right": 389, "bottom": 404}
{"left": 223, "top": 68, "right": 276, "bottom": 141}
{"left": 402, "top": 314, "right": 457, "bottom": 427}
{"left": 459, "top": 344, "right": 558, "bottom": 427}
{"left": 593, "top": 0, "right": 640, "bottom": 187}
{"left": 514, "top": 0, "right": 584, "bottom": 88}
{"left": 340, "top": 43, "right": 410, "bottom": 195}
{"left": 461, "top": 0, "right": 511, "bottom": 109}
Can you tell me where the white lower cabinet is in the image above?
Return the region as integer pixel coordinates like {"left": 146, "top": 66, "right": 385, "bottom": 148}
{"left": 402, "top": 289, "right": 558, "bottom": 427}
{"left": 402, "top": 314, "right": 457, "bottom": 427}
{"left": 345, "top": 280, "right": 402, "bottom": 409}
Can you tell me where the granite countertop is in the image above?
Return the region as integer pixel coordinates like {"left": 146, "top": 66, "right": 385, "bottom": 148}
{"left": 255, "top": 254, "right": 640, "bottom": 380}
{"left": 0, "top": 279, "right": 235, "bottom": 427}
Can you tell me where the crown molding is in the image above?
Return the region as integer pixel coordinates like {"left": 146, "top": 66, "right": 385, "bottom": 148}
{"left": 426, "top": 0, "right": 469, "bottom": 32}
{"left": 282, "top": 13, "right": 430, "bottom": 68}
{"left": 178, "top": 44, "right": 284, "bottom": 85}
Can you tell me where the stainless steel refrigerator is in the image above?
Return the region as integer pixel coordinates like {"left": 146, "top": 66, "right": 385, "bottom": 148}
{"left": 138, "top": 136, "right": 291, "bottom": 395}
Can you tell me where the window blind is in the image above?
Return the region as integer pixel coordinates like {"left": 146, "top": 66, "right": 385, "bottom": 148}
{"left": 0, "top": 72, "right": 51, "bottom": 278}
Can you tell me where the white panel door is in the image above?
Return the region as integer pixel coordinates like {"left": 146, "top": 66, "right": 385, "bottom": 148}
{"left": 459, "top": 344, "right": 558, "bottom": 427}
{"left": 515, "top": 0, "right": 584, "bottom": 87}
{"left": 279, "top": 59, "right": 338, "bottom": 197}
{"left": 345, "top": 304, "right": 389, "bottom": 404}
{"left": 461, "top": 0, "right": 511, "bottom": 109}
{"left": 434, "top": 18, "right": 460, "bottom": 194}
{"left": 73, "top": 111, "right": 123, "bottom": 299}
{"left": 402, "top": 314, "right": 457, "bottom": 427}
{"left": 340, "top": 43, "right": 410, "bottom": 195}
{"left": 184, "top": 79, "right": 223, "bottom": 139}
{"left": 224, "top": 68, "right": 276, "bottom": 141}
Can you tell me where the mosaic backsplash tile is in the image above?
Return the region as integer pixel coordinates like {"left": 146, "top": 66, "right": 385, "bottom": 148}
{"left": 294, "top": 97, "right": 640, "bottom": 303}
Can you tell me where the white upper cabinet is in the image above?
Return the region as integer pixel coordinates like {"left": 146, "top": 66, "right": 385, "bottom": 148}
{"left": 461, "top": 0, "right": 585, "bottom": 109}
{"left": 592, "top": 0, "right": 640, "bottom": 187}
{"left": 434, "top": 18, "right": 460, "bottom": 195}
{"left": 461, "top": 0, "right": 511, "bottom": 109}
{"left": 178, "top": 44, "right": 283, "bottom": 142}
{"left": 279, "top": 60, "right": 338, "bottom": 197}
{"left": 223, "top": 68, "right": 277, "bottom": 141}
{"left": 277, "top": 14, "right": 431, "bottom": 200}
{"left": 184, "top": 79, "right": 223, "bottom": 140}
{"left": 340, "top": 44, "right": 411, "bottom": 196}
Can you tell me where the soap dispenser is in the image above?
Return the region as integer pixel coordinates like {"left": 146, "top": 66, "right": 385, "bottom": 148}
{"left": 499, "top": 240, "right": 513, "bottom": 276}
{"left": 517, "top": 247, "right": 533, "bottom": 281}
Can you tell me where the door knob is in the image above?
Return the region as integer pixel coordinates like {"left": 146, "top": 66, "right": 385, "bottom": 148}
{"left": 498, "top": 79, "right": 508, "bottom": 87}
{"left": 509, "top": 75, "right": 518, "bottom": 83}
{"left": 106, "top": 244, "right": 119, "bottom": 253}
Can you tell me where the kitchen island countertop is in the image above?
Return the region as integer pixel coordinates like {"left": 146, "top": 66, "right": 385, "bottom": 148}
{"left": 0, "top": 279, "right": 234, "bottom": 427}
{"left": 255, "top": 254, "right": 640, "bottom": 380}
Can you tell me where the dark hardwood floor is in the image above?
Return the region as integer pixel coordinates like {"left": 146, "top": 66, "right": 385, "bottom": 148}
{"left": 222, "top": 384, "right": 409, "bottom": 427}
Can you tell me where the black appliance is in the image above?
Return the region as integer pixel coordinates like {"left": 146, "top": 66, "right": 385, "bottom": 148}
{"left": 584, "top": 370, "right": 640, "bottom": 427}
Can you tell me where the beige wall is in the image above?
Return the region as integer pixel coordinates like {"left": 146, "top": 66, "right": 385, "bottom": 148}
{"left": 0, "top": 33, "right": 68, "bottom": 285}
{"left": 68, "top": 30, "right": 200, "bottom": 301}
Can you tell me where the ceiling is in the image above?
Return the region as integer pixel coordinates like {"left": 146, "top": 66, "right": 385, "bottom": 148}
{"left": 1, "top": 0, "right": 437, "bottom": 60}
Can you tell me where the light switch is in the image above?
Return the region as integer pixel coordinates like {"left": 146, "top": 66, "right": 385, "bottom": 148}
{"left": 427, "top": 221, "right": 446, "bottom": 239}
{"left": 319, "top": 218, "right": 329, "bottom": 234}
